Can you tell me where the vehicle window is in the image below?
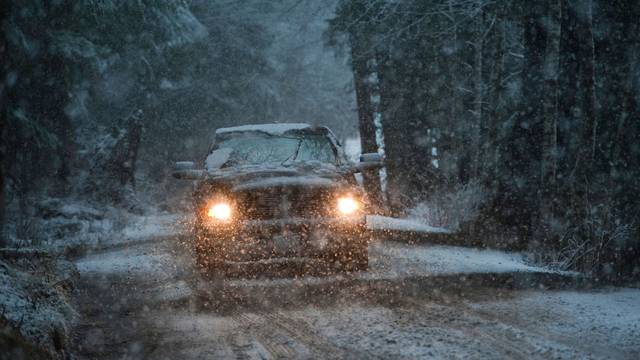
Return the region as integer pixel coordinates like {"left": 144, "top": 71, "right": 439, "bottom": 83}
{"left": 214, "top": 133, "right": 336, "bottom": 166}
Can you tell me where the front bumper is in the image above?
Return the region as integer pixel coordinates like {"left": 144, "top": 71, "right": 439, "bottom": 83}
{"left": 196, "top": 216, "right": 367, "bottom": 261}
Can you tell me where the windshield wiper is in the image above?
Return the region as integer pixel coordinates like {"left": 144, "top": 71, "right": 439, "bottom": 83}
{"left": 281, "top": 139, "right": 302, "bottom": 166}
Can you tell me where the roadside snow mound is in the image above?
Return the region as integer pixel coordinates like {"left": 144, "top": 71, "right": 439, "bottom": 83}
{"left": 367, "top": 215, "right": 451, "bottom": 234}
{"left": 13, "top": 198, "right": 185, "bottom": 254}
{"left": 369, "top": 242, "right": 549, "bottom": 277}
{"left": 0, "top": 250, "right": 78, "bottom": 358}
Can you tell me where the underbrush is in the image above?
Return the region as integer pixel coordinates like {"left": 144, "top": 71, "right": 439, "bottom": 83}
{"left": 407, "top": 180, "right": 488, "bottom": 231}
{"left": 537, "top": 204, "right": 638, "bottom": 279}
{"left": 0, "top": 249, "right": 78, "bottom": 358}
{"left": 4, "top": 197, "right": 185, "bottom": 256}
{"left": 403, "top": 182, "right": 639, "bottom": 278}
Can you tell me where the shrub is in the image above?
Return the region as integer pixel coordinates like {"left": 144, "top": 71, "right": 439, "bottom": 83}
{"left": 408, "top": 180, "right": 488, "bottom": 231}
{"left": 539, "top": 202, "right": 637, "bottom": 278}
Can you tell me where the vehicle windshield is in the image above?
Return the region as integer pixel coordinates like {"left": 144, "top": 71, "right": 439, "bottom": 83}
{"left": 214, "top": 133, "right": 337, "bottom": 166}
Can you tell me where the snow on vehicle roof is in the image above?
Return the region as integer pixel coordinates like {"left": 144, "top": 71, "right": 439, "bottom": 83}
{"left": 233, "top": 176, "right": 336, "bottom": 191}
{"left": 215, "top": 123, "right": 312, "bottom": 136}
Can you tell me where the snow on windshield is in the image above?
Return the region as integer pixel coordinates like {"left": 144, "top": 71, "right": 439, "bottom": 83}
{"left": 214, "top": 133, "right": 336, "bottom": 166}
{"left": 215, "top": 123, "right": 311, "bottom": 136}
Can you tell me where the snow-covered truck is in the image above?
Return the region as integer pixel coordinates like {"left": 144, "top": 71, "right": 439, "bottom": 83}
{"left": 173, "top": 123, "right": 383, "bottom": 271}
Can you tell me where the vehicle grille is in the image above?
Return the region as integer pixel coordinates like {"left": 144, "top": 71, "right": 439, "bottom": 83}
{"left": 235, "top": 186, "right": 332, "bottom": 220}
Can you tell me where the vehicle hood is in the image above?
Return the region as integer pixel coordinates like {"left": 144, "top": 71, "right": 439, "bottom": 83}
{"left": 205, "top": 163, "right": 350, "bottom": 191}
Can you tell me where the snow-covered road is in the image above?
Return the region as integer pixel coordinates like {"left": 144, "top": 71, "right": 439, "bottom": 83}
{"left": 70, "top": 229, "right": 640, "bottom": 359}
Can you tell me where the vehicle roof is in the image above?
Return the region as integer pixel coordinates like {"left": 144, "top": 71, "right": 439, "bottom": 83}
{"left": 215, "top": 123, "right": 312, "bottom": 136}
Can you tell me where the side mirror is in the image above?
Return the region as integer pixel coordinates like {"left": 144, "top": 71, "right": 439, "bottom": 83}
{"left": 172, "top": 161, "right": 205, "bottom": 180}
{"left": 355, "top": 153, "right": 384, "bottom": 172}
{"left": 175, "top": 161, "right": 195, "bottom": 171}
{"left": 205, "top": 148, "right": 233, "bottom": 172}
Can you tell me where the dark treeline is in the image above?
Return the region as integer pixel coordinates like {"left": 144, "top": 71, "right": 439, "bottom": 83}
{"left": 0, "top": 0, "right": 353, "bottom": 246}
{"left": 2, "top": 0, "right": 210, "bottom": 245}
{"left": 328, "top": 0, "right": 640, "bottom": 278}
{"left": 1, "top": 0, "right": 638, "bottom": 279}
{"left": 1, "top": 0, "right": 276, "bottom": 210}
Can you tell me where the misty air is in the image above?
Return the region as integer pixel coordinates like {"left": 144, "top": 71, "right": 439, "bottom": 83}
{"left": 1, "top": 1, "right": 639, "bottom": 359}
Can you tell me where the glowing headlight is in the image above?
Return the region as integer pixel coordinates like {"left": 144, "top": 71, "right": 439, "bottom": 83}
{"left": 337, "top": 196, "right": 360, "bottom": 215}
{"left": 207, "top": 202, "right": 232, "bottom": 221}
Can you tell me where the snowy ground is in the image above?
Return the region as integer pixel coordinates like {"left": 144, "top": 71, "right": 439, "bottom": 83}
{"left": 367, "top": 215, "right": 451, "bottom": 234}
{"left": 9, "top": 198, "right": 185, "bottom": 252}
{"left": 69, "top": 213, "right": 639, "bottom": 359}
{"left": 113, "top": 288, "right": 633, "bottom": 359}
{"left": 74, "top": 239, "right": 553, "bottom": 281}
{"left": 0, "top": 250, "right": 78, "bottom": 357}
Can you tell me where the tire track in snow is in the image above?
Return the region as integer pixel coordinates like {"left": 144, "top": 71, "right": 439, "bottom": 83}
{"left": 229, "top": 311, "right": 302, "bottom": 358}
{"left": 457, "top": 296, "right": 634, "bottom": 359}
{"left": 263, "top": 311, "right": 353, "bottom": 358}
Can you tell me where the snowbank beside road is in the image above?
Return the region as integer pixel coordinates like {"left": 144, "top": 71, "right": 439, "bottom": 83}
{"left": 0, "top": 250, "right": 78, "bottom": 358}
{"left": 369, "top": 241, "right": 549, "bottom": 277}
{"left": 73, "top": 209, "right": 185, "bottom": 250}
{"left": 367, "top": 215, "right": 451, "bottom": 234}
{"left": 75, "top": 247, "right": 177, "bottom": 281}
{"left": 20, "top": 198, "right": 187, "bottom": 254}
{"left": 119, "top": 212, "right": 185, "bottom": 243}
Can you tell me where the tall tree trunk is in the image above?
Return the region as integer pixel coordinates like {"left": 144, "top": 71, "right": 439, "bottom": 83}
{"left": 485, "top": 10, "right": 506, "bottom": 185}
{"left": 501, "top": 1, "right": 547, "bottom": 243}
{"left": 540, "top": 0, "right": 561, "bottom": 241}
{"left": 0, "top": 1, "right": 9, "bottom": 245}
{"left": 351, "top": 42, "right": 384, "bottom": 212}
{"left": 576, "top": 0, "right": 597, "bottom": 174}
{"left": 557, "top": 0, "right": 580, "bottom": 192}
{"left": 376, "top": 52, "right": 408, "bottom": 214}
{"left": 472, "top": 5, "right": 484, "bottom": 179}
{"left": 444, "top": 0, "right": 464, "bottom": 185}
{"left": 557, "top": 0, "right": 597, "bottom": 224}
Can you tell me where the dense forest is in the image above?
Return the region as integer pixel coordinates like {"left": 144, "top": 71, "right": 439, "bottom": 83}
{"left": 1, "top": 0, "right": 639, "bottom": 280}
{"left": 0, "top": 1, "right": 354, "bottom": 241}
{"left": 328, "top": 0, "right": 640, "bottom": 278}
